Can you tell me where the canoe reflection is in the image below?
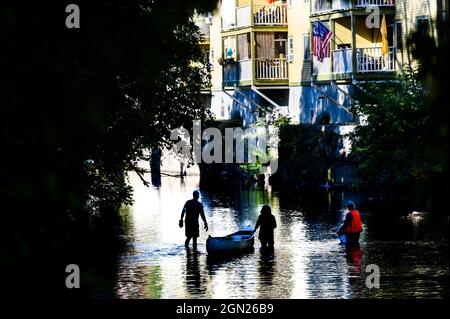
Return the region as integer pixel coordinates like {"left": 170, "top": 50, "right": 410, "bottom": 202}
{"left": 206, "top": 249, "right": 255, "bottom": 267}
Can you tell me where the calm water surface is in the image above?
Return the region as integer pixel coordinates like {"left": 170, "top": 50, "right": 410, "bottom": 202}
{"left": 114, "top": 172, "right": 449, "bottom": 299}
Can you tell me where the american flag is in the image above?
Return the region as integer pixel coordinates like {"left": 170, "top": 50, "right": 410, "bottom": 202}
{"left": 312, "top": 21, "right": 333, "bottom": 62}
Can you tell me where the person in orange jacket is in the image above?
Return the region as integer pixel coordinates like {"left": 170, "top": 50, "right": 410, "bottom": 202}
{"left": 338, "top": 201, "right": 363, "bottom": 245}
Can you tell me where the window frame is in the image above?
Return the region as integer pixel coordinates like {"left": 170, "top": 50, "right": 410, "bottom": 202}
{"left": 288, "top": 36, "right": 294, "bottom": 63}
{"left": 395, "top": 20, "right": 403, "bottom": 50}
{"left": 416, "top": 15, "right": 430, "bottom": 37}
{"left": 303, "top": 33, "right": 310, "bottom": 61}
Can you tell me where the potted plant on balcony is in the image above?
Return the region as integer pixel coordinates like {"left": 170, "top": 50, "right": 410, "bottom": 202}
{"left": 218, "top": 57, "right": 236, "bottom": 65}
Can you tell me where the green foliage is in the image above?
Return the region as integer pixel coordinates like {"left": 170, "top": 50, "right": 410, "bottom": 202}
{"left": 408, "top": 13, "right": 449, "bottom": 214}
{"left": 277, "top": 125, "right": 340, "bottom": 185}
{"left": 351, "top": 69, "right": 444, "bottom": 195}
{"left": 273, "top": 115, "right": 292, "bottom": 128}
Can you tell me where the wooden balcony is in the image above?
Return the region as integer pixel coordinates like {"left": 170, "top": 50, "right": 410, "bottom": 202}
{"left": 355, "top": 0, "right": 395, "bottom": 7}
{"left": 224, "top": 3, "right": 288, "bottom": 30}
{"left": 253, "top": 3, "right": 288, "bottom": 26}
{"left": 256, "top": 58, "right": 288, "bottom": 80}
{"left": 329, "top": 47, "right": 396, "bottom": 76}
{"left": 356, "top": 47, "right": 396, "bottom": 73}
{"left": 311, "top": 0, "right": 395, "bottom": 15}
{"left": 222, "top": 58, "right": 288, "bottom": 87}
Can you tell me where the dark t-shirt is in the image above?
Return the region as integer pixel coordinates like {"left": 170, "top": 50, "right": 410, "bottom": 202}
{"left": 255, "top": 214, "right": 277, "bottom": 241}
{"left": 183, "top": 199, "right": 205, "bottom": 238}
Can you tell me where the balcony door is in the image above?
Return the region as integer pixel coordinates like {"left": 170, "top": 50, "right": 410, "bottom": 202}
{"left": 255, "top": 32, "right": 289, "bottom": 80}
{"left": 255, "top": 32, "right": 287, "bottom": 59}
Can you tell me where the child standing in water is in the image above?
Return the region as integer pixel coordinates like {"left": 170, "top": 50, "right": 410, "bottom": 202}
{"left": 254, "top": 205, "right": 277, "bottom": 248}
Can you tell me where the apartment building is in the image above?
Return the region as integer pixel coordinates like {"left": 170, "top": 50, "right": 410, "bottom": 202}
{"left": 196, "top": 0, "right": 444, "bottom": 126}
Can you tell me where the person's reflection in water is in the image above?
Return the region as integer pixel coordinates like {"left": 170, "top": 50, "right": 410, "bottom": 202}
{"left": 258, "top": 247, "right": 276, "bottom": 297}
{"left": 345, "top": 244, "right": 363, "bottom": 294}
{"left": 151, "top": 172, "right": 161, "bottom": 188}
{"left": 185, "top": 249, "right": 203, "bottom": 296}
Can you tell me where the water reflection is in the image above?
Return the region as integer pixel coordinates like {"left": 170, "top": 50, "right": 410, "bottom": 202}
{"left": 185, "top": 250, "right": 203, "bottom": 296}
{"left": 257, "top": 248, "right": 276, "bottom": 298}
{"left": 344, "top": 245, "right": 363, "bottom": 296}
{"left": 114, "top": 170, "right": 449, "bottom": 299}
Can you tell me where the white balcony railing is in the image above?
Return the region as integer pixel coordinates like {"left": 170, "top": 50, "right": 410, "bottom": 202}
{"left": 253, "top": 4, "right": 288, "bottom": 26}
{"left": 311, "top": 0, "right": 393, "bottom": 13}
{"left": 356, "top": 46, "right": 396, "bottom": 72}
{"left": 256, "top": 58, "right": 288, "bottom": 80}
{"left": 333, "top": 48, "right": 353, "bottom": 74}
{"left": 355, "top": 0, "right": 395, "bottom": 7}
{"left": 312, "top": 0, "right": 351, "bottom": 13}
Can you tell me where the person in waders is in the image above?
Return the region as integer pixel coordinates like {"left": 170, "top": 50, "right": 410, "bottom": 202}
{"left": 254, "top": 205, "right": 277, "bottom": 248}
{"left": 338, "top": 201, "right": 363, "bottom": 246}
{"left": 179, "top": 190, "right": 208, "bottom": 250}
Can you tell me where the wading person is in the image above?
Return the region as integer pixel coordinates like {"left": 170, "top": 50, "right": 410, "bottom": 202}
{"left": 338, "top": 201, "right": 363, "bottom": 246}
{"left": 254, "top": 205, "right": 277, "bottom": 248}
{"left": 179, "top": 190, "right": 208, "bottom": 250}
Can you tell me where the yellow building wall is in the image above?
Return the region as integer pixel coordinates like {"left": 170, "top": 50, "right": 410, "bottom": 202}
{"left": 238, "top": 0, "right": 250, "bottom": 6}
{"left": 288, "top": 0, "right": 311, "bottom": 85}
{"left": 238, "top": 0, "right": 275, "bottom": 7}
{"left": 395, "top": 0, "right": 438, "bottom": 69}
{"left": 253, "top": 0, "right": 273, "bottom": 5}
{"left": 334, "top": 17, "right": 383, "bottom": 49}
{"left": 210, "top": 2, "right": 224, "bottom": 91}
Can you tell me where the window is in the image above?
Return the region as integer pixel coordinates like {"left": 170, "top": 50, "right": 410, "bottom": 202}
{"left": 395, "top": 21, "right": 403, "bottom": 50}
{"left": 288, "top": 36, "right": 294, "bottom": 62}
{"left": 274, "top": 32, "right": 287, "bottom": 58}
{"left": 387, "top": 23, "right": 394, "bottom": 46}
{"left": 237, "top": 33, "right": 251, "bottom": 60}
{"left": 223, "top": 36, "right": 236, "bottom": 59}
{"left": 416, "top": 16, "right": 430, "bottom": 37}
{"left": 209, "top": 49, "right": 214, "bottom": 71}
{"left": 303, "top": 34, "right": 310, "bottom": 61}
{"left": 255, "top": 32, "right": 275, "bottom": 59}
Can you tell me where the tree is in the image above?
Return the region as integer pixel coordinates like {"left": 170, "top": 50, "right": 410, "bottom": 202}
{"left": 351, "top": 69, "right": 445, "bottom": 210}
{"left": 407, "top": 5, "right": 449, "bottom": 215}
{"left": 0, "top": 0, "right": 216, "bottom": 297}
{"left": 351, "top": 8, "right": 449, "bottom": 214}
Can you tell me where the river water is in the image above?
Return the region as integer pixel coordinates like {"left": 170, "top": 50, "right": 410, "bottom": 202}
{"left": 113, "top": 170, "right": 449, "bottom": 299}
